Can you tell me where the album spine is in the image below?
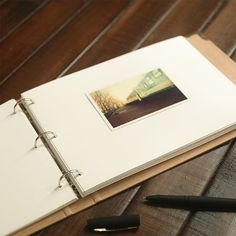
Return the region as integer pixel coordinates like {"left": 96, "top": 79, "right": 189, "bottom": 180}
{"left": 14, "top": 98, "right": 82, "bottom": 197}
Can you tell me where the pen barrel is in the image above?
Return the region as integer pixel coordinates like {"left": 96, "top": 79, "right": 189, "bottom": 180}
{"left": 146, "top": 195, "right": 236, "bottom": 212}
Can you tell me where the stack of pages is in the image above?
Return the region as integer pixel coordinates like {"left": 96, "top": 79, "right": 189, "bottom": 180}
{"left": 0, "top": 36, "right": 236, "bottom": 235}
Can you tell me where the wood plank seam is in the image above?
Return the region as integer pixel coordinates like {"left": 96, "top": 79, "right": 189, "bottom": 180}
{"left": 176, "top": 139, "right": 236, "bottom": 236}
{"left": 201, "top": 0, "right": 236, "bottom": 55}
{"left": 197, "top": 0, "right": 227, "bottom": 33}
{"left": 62, "top": 0, "right": 229, "bottom": 77}
{"left": 0, "top": 0, "right": 92, "bottom": 87}
{"left": 59, "top": 0, "right": 181, "bottom": 77}
{"left": 58, "top": 0, "right": 133, "bottom": 78}
{"left": 0, "top": 0, "right": 132, "bottom": 104}
{"left": 133, "top": 0, "right": 181, "bottom": 50}
{"left": 200, "top": 139, "right": 236, "bottom": 197}
{"left": 0, "top": 0, "right": 50, "bottom": 43}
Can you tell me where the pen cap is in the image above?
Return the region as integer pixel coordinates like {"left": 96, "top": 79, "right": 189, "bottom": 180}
{"left": 87, "top": 214, "right": 140, "bottom": 231}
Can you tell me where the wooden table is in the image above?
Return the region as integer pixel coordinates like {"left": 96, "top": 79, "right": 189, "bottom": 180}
{"left": 1, "top": 0, "right": 236, "bottom": 235}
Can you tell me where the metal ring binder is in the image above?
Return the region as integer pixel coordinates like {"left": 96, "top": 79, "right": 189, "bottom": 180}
{"left": 34, "top": 131, "right": 57, "bottom": 148}
{"left": 58, "top": 169, "right": 82, "bottom": 188}
{"left": 13, "top": 98, "right": 34, "bottom": 113}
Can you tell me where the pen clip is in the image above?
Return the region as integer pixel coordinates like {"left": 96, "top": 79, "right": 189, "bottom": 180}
{"left": 87, "top": 215, "right": 140, "bottom": 232}
{"left": 94, "top": 226, "right": 138, "bottom": 232}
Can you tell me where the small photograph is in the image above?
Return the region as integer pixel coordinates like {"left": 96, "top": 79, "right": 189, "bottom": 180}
{"left": 88, "top": 69, "right": 187, "bottom": 129}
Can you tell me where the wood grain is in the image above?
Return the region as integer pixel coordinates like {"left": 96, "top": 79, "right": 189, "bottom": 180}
{"left": 0, "top": 0, "right": 85, "bottom": 84}
{"left": 142, "top": 0, "right": 227, "bottom": 46}
{"left": 65, "top": 0, "right": 225, "bottom": 74}
{"left": 0, "top": 0, "right": 47, "bottom": 40}
{"left": 201, "top": 0, "right": 236, "bottom": 54}
{"left": 65, "top": 0, "right": 178, "bottom": 74}
{"left": 181, "top": 141, "right": 236, "bottom": 236}
{"left": 0, "top": 0, "right": 130, "bottom": 104}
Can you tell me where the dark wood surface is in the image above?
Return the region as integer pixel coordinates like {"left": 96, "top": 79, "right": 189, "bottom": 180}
{"left": 0, "top": 0, "right": 235, "bottom": 235}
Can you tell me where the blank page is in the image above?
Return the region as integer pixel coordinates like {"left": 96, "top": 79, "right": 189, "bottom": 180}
{"left": 0, "top": 100, "right": 76, "bottom": 235}
{"left": 22, "top": 37, "right": 236, "bottom": 196}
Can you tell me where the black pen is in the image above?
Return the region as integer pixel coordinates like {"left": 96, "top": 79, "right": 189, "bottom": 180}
{"left": 145, "top": 195, "right": 236, "bottom": 212}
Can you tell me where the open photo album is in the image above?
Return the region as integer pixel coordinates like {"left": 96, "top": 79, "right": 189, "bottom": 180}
{"left": 1, "top": 35, "right": 236, "bottom": 235}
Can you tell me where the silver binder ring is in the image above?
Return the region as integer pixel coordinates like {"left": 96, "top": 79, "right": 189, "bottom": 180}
{"left": 34, "top": 131, "right": 57, "bottom": 148}
{"left": 13, "top": 98, "right": 34, "bottom": 113}
{"left": 58, "top": 169, "right": 82, "bottom": 188}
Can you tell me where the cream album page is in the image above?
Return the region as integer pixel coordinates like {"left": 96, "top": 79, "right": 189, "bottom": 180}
{"left": 0, "top": 100, "right": 76, "bottom": 235}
